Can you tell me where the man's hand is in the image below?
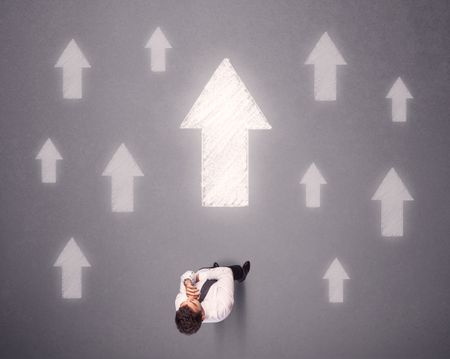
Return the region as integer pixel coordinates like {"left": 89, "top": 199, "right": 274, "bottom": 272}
{"left": 184, "top": 279, "right": 200, "bottom": 300}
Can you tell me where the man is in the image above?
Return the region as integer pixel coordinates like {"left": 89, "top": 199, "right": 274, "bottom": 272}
{"left": 174, "top": 261, "right": 250, "bottom": 335}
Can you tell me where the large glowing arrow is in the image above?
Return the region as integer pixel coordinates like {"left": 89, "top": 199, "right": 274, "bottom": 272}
{"left": 54, "top": 238, "right": 91, "bottom": 299}
{"left": 55, "top": 39, "right": 91, "bottom": 99}
{"left": 372, "top": 168, "right": 413, "bottom": 237}
{"left": 305, "top": 32, "right": 346, "bottom": 101}
{"left": 180, "top": 58, "right": 271, "bottom": 207}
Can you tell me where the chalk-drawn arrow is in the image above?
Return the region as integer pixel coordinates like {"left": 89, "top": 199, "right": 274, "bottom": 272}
{"left": 54, "top": 238, "right": 91, "bottom": 299}
{"left": 386, "top": 77, "right": 413, "bottom": 122}
{"left": 323, "top": 258, "right": 350, "bottom": 303}
{"left": 102, "top": 144, "right": 144, "bottom": 212}
{"left": 145, "top": 27, "right": 172, "bottom": 72}
{"left": 55, "top": 39, "right": 91, "bottom": 99}
{"left": 300, "top": 162, "right": 327, "bottom": 207}
{"left": 180, "top": 58, "right": 271, "bottom": 207}
{"left": 371, "top": 168, "right": 413, "bottom": 237}
{"left": 305, "top": 32, "right": 347, "bottom": 101}
{"left": 36, "top": 138, "right": 62, "bottom": 183}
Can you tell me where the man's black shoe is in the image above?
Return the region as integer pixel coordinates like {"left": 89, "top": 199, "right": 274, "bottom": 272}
{"left": 240, "top": 261, "right": 250, "bottom": 282}
{"left": 213, "top": 262, "right": 219, "bottom": 268}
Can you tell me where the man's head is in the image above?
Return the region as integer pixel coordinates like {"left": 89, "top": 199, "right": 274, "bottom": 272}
{"left": 175, "top": 298, "right": 205, "bottom": 335}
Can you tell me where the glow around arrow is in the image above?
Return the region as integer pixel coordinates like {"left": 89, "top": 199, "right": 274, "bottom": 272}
{"left": 305, "top": 32, "right": 347, "bottom": 101}
{"left": 145, "top": 27, "right": 172, "bottom": 72}
{"left": 323, "top": 258, "right": 350, "bottom": 303}
{"left": 372, "top": 168, "right": 413, "bottom": 237}
{"left": 386, "top": 77, "right": 413, "bottom": 123}
{"left": 55, "top": 39, "right": 91, "bottom": 99}
{"left": 36, "top": 138, "right": 62, "bottom": 183}
{"left": 102, "top": 143, "right": 144, "bottom": 212}
{"left": 300, "top": 162, "right": 327, "bottom": 208}
{"left": 180, "top": 58, "right": 271, "bottom": 207}
{"left": 54, "top": 238, "right": 91, "bottom": 299}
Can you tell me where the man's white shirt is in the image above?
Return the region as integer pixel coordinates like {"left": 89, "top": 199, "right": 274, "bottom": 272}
{"left": 175, "top": 267, "right": 234, "bottom": 323}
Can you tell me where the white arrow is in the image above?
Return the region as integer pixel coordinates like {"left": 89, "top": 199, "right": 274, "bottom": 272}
{"left": 386, "top": 77, "right": 413, "bottom": 122}
{"left": 35, "top": 138, "right": 62, "bottom": 183}
{"left": 55, "top": 39, "right": 91, "bottom": 99}
{"left": 54, "top": 238, "right": 91, "bottom": 299}
{"left": 102, "top": 144, "right": 144, "bottom": 212}
{"left": 305, "top": 32, "right": 347, "bottom": 101}
{"left": 180, "top": 58, "right": 271, "bottom": 207}
{"left": 371, "top": 168, "right": 413, "bottom": 237}
{"left": 323, "top": 258, "right": 350, "bottom": 303}
{"left": 145, "top": 27, "right": 172, "bottom": 72}
{"left": 300, "top": 162, "right": 327, "bottom": 207}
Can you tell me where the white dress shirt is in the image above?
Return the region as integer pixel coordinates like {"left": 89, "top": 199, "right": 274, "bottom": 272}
{"left": 175, "top": 267, "right": 234, "bottom": 323}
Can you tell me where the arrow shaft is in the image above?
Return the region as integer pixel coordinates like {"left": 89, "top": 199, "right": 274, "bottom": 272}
{"left": 305, "top": 184, "right": 321, "bottom": 207}
{"left": 41, "top": 159, "right": 57, "bottom": 183}
{"left": 61, "top": 266, "right": 83, "bottom": 299}
{"left": 201, "top": 129, "right": 248, "bottom": 207}
{"left": 391, "top": 98, "right": 407, "bottom": 122}
{"left": 380, "top": 200, "right": 404, "bottom": 236}
{"left": 111, "top": 175, "right": 135, "bottom": 212}
{"left": 62, "top": 66, "right": 83, "bottom": 99}
{"left": 314, "top": 64, "right": 337, "bottom": 101}
{"left": 328, "top": 279, "right": 344, "bottom": 303}
{"left": 151, "top": 48, "right": 167, "bottom": 72}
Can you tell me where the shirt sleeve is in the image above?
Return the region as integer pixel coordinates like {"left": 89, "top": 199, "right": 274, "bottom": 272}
{"left": 175, "top": 270, "right": 196, "bottom": 310}
{"left": 199, "top": 267, "right": 234, "bottom": 322}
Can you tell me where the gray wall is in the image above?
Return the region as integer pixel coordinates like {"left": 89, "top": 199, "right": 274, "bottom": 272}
{"left": 0, "top": 1, "right": 449, "bottom": 358}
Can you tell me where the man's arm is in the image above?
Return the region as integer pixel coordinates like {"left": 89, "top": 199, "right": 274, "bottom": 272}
{"left": 175, "top": 270, "right": 196, "bottom": 310}
{"left": 198, "top": 267, "right": 234, "bottom": 322}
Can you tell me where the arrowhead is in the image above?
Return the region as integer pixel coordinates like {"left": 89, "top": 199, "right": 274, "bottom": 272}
{"left": 102, "top": 143, "right": 144, "bottom": 177}
{"left": 55, "top": 39, "right": 91, "bottom": 68}
{"left": 300, "top": 162, "right": 327, "bottom": 185}
{"left": 305, "top": 32, "right": 347, "bottom": 66}
{"left": 180, "top": 58, "right": 271, "bottom": 130}
{"left": 54, "top": 238, "right": 91, "bottom": 268}
{"left": 386, "top": 77, "right": 413, "bottom": 99}
{"left": 145, "top": 27, "right": 172, "bottom": 49}
{"left": 323, "top": 258, "right": 349, "bottom": 280}
{"left": 372, "top": 168, "right": 413, "bottom": 201}
{"left": 36, "top": 138, "right": 63, "bottom": 160}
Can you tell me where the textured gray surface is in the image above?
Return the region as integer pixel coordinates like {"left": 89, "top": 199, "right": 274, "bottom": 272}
{"left": 0, "top": 1, "right": 449, "bottom": 358}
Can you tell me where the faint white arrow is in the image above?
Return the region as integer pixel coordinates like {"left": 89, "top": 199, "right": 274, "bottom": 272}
{"left": 300, "top": 162, "right": 327, "bottom": 207}
{"left": 386, "top": 77, "right": 413, "bottom": 122}
{"left": 371, "top": 168, "right": 413, "bottom": 237}
{"left": 35, "top": 138, "right": 62, "bottom": 183}
{"left": 145, "top": 27, "right": 172, "bottom": 72}
{"left": 305, "top": 32, "right": 347, "bottom": 101}
{"left": 102, "top": 144, "right": 144, "bottom": 212}
{"left": 323, "top": 258, "right": 350, "bottom": 303}
{"left": 55, "top": 39, "right": 91, "bottom": 99}
{"left": 54, "top": 238, "right": 91, "bottom": 299}
{"left": 180, "top": 58, "right": 271, "bottom": 207}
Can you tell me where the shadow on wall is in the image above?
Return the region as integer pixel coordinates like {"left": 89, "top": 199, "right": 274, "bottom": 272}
{"left": 214, "top": 283, "right": 247, "bottom": 358}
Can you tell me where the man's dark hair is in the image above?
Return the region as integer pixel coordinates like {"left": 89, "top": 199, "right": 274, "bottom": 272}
{"left": 175, "top": 306, "right": 202, "bottom": 335}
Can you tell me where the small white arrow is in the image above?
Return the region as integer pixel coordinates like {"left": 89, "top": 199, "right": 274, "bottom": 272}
{"left": 300, "top": 162, "right": 327, "bottom": 207}
{"left": 371, "top": 168, "right": 413, "bottom": 237}
{"left": 102, "top": 144, "right": 144, "bottom": 212}
{"left": 35, "top": 138, "right": 63, "bottom": 183}
{"left": 305, "top": 32, "right": 347, "bottom": 101}
{"left": 54, "top": 238, "right": 91, "bottom": 299}
{"left": 323, "top": 258, "right": 350, "bottom": 303}
{"left": 180, "top": 58, "right": 271, "bottom": 207}
{"left": 55, "top": 39, "right": 91, "bottom": 99}
{"left": 386, "top": 77, "right": 413, "bottom": 122}
{"left": 145, "top": 27, "right": 172, "bottom": 72}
